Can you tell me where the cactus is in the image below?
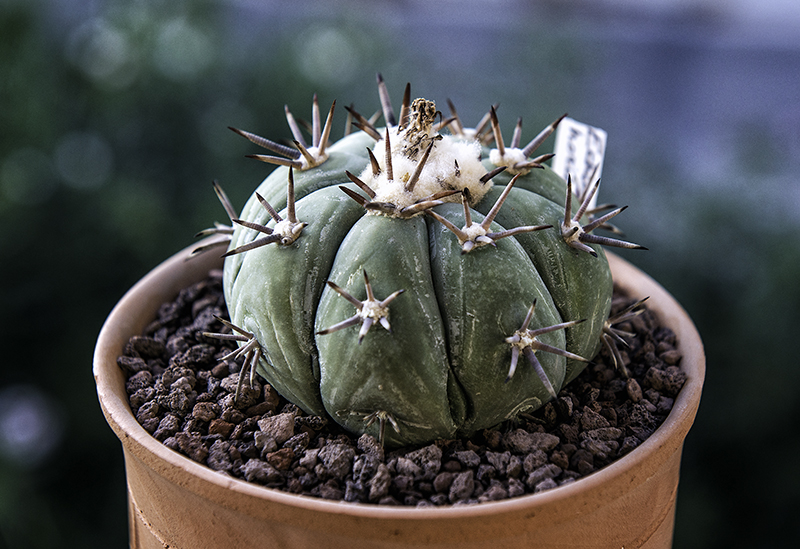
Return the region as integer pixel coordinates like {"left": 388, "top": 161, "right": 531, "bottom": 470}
{"left": 198, "top": 76, "right": 645, "bottom": 447}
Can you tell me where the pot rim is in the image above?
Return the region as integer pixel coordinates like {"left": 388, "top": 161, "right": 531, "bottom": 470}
{"left": 94, "top": 244, "right": 704, "bottom": 521}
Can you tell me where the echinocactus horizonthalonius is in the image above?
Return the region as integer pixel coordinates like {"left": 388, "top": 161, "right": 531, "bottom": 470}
{"left": 197, "top": 75, "right": 645, "bottom": 448}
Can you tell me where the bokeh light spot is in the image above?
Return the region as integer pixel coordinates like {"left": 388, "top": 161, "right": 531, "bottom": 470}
{"left": 297, "top": 27, "right": 359, "bottom": 87}
{"left": 54, "top": 131, "right": 114, "bottom": 190}
{"left": 153, "top": 18, "right": 215, "bottom": 81}
{"left": 65, "top": 17, "right": 137, "bottom": 89}
{"left": 0, "top": 385, "right": 64, "bottom": 469}
{"left": 0, "top": 148, "right": 57, "bottom": 205}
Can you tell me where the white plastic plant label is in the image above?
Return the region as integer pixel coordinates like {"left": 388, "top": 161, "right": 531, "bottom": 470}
{"left": 551, "top": 117, "right": 607, "bottom": 210}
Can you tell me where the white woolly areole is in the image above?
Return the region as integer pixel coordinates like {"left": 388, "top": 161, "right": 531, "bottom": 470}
{"left": 298, "top": 146, "right": 328, "bottom": 170}
{"left": 462, "top": 222, "right": 489, "bottom": 241}
{"left": 489, "top": 147, "right": 529, "bottom": 175}
{"left": 273, "top": 218, "right": 304, "bottom": 244}
{"left": 561, "top": 218, "right": 584, "bottom": 244}
{"left": 360, "top": 300, "right": 389, "bottom": 321}
{"left": 508, "top": 330, "right": 537, "bottom": 350}
{"left": 359, "top": 126, "right": 489, "bottom": 211}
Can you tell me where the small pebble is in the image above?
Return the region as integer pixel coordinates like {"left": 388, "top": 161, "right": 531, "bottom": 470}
{"left": 453, "top": 450, "right": 480, "bottom": 469}
{"left": 242, "top": 459, "right": 282, "bottom": 484}
{"left": 318, "top": 443, "right": 355, "bottom": 480}
{"left": 266, "top": 448, "right": 295, "bottom": 470}
{"left": 449, "top": 471, "right": 474, "bottom": 503}
{"left": 433, "top": 472, "right": 454, "bottom": 493}
{"left": 257, "top": 413, "right": 296, "bottom": 445}
{"left": 502, "top": 430, "right": 560, "bottom": 454}
{"left": 208, "top": 419, "right": 234, "bottom": 438}
{"left": 626, "top": 378, "right": 643, "bottom": 402}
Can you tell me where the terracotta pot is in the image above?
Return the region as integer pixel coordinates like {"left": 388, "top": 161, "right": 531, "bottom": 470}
{"left": 94, "top": 244, "right": 704, "bottom": 549}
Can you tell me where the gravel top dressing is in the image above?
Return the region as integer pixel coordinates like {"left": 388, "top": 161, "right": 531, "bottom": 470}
{"left": 118, "top": 269, "right": 686, "bottom": 506}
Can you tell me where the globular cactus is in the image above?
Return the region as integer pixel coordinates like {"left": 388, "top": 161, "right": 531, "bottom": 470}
{"left": 198, "top": 76, "right": 645, "bottom": 447}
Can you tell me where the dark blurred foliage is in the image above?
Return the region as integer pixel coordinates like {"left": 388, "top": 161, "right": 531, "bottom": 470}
{"left": 1, "top": 0, "right": 799, "bottom": 547}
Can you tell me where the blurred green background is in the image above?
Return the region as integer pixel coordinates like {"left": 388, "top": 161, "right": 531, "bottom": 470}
{"left": 1, "top": 0, "right": 798, "bottom": 546}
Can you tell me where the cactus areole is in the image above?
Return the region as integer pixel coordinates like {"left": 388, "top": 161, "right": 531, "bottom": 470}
{"left": 199, "top": 78, "right": 646, "bottom": 448}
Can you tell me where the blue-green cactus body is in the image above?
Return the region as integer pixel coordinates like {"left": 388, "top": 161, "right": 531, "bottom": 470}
{"left": 316, "top": 214, "right": 460, "bottom": 446}
{"left": 427, "top": 203, "right": 566, "bottom": 437}
{"left": 472, "top": 182, "right": 613, "bottom": 384}
{"left": 220, "top": 97, "right": 615, "bottom": 447}
{"left": 225, "top": 185, "right": 365, "bottom": 414}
